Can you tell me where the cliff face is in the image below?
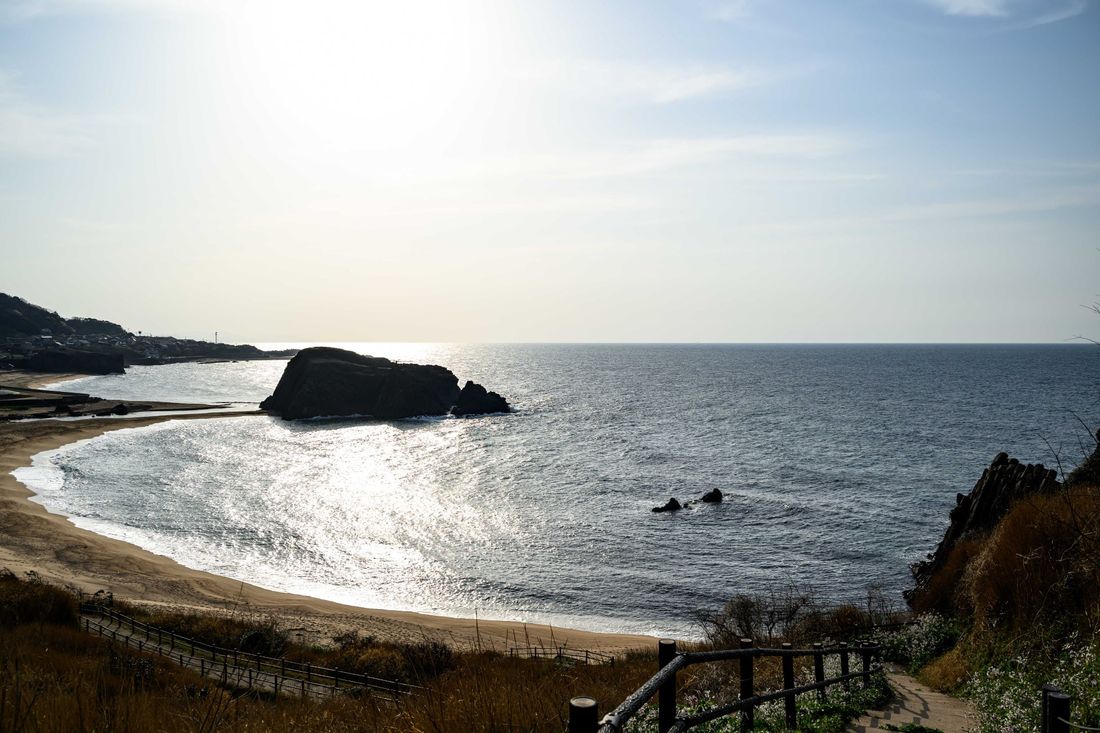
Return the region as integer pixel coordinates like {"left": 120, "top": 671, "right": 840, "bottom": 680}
{"left": 908, "top": 452, "right": 1060, "bottom": 606}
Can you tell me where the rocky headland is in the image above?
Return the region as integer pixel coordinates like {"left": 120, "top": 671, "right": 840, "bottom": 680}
{"left": 908, "top": 451, "right": 1061, "bottom": 603}
{"left": 260, "top": 346, "right": 511, "bottom": 420}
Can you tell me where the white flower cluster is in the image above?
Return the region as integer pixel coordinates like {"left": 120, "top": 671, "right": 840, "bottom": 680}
{"left": 968, "top": 635, "right": 1100, "bottom": 733}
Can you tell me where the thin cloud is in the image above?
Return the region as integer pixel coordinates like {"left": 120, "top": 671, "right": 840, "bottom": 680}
{"left": 923, "top": 0, "right": 1088, "bottom": 25}
{"left": 925, "top": 0, "right": 1011, "bottom": 16}
{"left": 481, "top": 134, "right": 853, "bottom": 181}
{"left": 761, "top": 184, "right": 1100, "bottom": 234}
{"left": 0, "top": 70, "right": 90, "bottom": 157}
{"left": 1016, "top": 0, "right": 1087, "bottom": 27}
{"left": 516, "top": 59, "right": 772, "bottom": 105}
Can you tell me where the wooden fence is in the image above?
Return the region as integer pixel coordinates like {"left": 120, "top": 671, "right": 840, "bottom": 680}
{"left": 569, "top": 637, "right": 882, "bottom": 733}
{"left": 508, "top": 645, "right": 615, "bottom": 666}
{"left": 80, "top": 603, "right": 418, "bottom": 700}
{"left": 1041, "top": 683, "right": 1097, "bottom": 733}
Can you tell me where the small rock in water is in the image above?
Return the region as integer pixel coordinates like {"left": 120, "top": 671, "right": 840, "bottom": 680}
{"left": 700, "top": 488, "right": 723, "bottom": 503}
{"left": 652, "top": 497, "right": 682, "bottom": 513}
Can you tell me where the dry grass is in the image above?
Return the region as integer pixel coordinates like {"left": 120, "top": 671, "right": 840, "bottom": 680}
{"left": 0, "top": 621, "right": 657, "bottom": 732}
{"left": 917, "top": 644, "right": 973, "bottom": 694}
{"left": 0, "top": 572, "right": 658, "bottom": 732}
{"left": 909, "top": 538, "right": 983, "bottom": 617}
{"left": 961, "top": 484, "right": 1100, "bottom": 638}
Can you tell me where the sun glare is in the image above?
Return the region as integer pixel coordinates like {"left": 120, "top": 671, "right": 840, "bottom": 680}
{"left": 217, "top": 1, "right": 498, "bottom": 164}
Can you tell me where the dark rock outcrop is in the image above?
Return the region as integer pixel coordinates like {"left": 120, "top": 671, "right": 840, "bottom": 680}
{"left": 908, "top": 452, "right": 1060, "bottom": 602}
{"left": 652, "top": 497, "right": 682, "bottom": 513}
{"left": 28, "top": 349, "right": 124, "bottom": 375}
{"left": 261, "top": 347, "right": 460, "bottom": 420}
{"left": 701, "top": 488, "right": 723, "bottom": 503}
{"left": 451, "top": 381, "right": 510, "bottom": 416}
{"left": 260, "top": 347, "right": 510, "bottom": 421}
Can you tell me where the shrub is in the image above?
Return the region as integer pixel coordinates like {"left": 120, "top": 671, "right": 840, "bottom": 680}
{"left": 0, "top": 569, "right": 78, "bottom": 628}
{"left": 875, "top": 614, "right": 960, "bottom": 674}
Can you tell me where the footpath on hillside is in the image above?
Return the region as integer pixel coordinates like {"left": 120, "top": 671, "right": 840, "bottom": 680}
{"left": 849, "top": 667, "right": 976, "bottom": 733}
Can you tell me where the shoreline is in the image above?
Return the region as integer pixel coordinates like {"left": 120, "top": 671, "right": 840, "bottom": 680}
{"left": 0, "top": 401, "right": 655, "bottom": 652}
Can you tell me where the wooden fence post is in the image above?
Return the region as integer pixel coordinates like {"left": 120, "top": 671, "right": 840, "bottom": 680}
{"left": 839, "top": 641, "right": 850, "bottom": 692}
{"left": 860, "top": 642, "right": 871, "bottom": 688}
{"left": 781, "top": 642, "right": 796, "bottom": 729}
{"left": 658, "top": 639, "right": 677, "bottom": 733}
{"left": 739, "top": 638, "right": 754, "bottom": 733}
{"left": 569, "top": 696, "right": 599, "bottom": 733}
{"left": 813, "top": 643, "right": 825, "bottom": 701}
{"left": 1042, "top": 685, "right": 1071, "bottom": 733}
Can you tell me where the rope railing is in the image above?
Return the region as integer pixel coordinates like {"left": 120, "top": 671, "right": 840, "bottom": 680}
{"left": 1042, "top": 684, "right": 1098, "bottom": 733}
{"left": 80, "top": 603, "right": 419, "bottom": 698}
{"left": 569, "top": 637, "right": 883, "bottom": 733}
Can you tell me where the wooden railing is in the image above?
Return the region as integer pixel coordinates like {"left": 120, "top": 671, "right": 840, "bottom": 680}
{"left": 80, "top": 603, "right": 419, "bottom": 699}
{"left": 1041, "top": 684, "right": 1098, "bottom": 733}
{"left": 508, "top": 645, "right": 615, "bottom": 666}
{"left": 569, "top": 637, "right": 882, "bottom": 733}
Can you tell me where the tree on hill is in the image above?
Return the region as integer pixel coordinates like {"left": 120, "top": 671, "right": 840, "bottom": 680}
{"left": 0, "top": 293, "right": 73, "bottom": 338}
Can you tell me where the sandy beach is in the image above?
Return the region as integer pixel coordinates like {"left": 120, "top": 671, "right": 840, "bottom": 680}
{"left": 0, "top": 375, "right": 654, "bottom": 653}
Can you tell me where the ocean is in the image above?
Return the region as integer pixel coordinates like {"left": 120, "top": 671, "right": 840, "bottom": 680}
{"left": 16, "top": 344, "right": 1100, "bottom": 638}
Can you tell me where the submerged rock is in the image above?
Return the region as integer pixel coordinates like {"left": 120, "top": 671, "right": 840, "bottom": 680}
{"left": 700, "top": 488, "right": 723, "bottom": 503}
{"left": 652, "top": 497, "right": 682, "bottom": 513}
{"left": 260, "top": 346, "right": 511, "bottom": 421}
{"left": 451, "top": 380, "right": 511, "bottom": 416}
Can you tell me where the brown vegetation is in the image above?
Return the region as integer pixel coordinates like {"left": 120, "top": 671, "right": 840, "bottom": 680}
{"left": 961, "top": 483, "right": 1100, "bottom": 638}
{"left": 1, "top": 573, "right": 657, "bottom": 732}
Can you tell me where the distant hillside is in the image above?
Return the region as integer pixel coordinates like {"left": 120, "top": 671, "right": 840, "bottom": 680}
{"left": 0, "top": 293, "right": 76, "bottom": 338}
{"left": 0, "top": 293, "right": 130, "bottom": 338}
{"left": 66, "top": 317, "right": 131, "bottom": 337}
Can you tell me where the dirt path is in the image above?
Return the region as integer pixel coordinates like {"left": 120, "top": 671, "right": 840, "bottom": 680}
{"left": 849, "top": 668, "right": 976, "bottom": 733}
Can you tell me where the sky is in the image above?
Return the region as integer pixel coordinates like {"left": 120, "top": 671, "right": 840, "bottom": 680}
{"left": 0, "top": 0, "right": 1098, "bottom": 343}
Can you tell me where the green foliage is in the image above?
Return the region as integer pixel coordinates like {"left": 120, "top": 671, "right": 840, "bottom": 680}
{"left": 625, "top": 671, "right": 891, "bottom": 732}
{"left": 874, "top": 614, "right": 960, "bottom": 674}
{"left": 968, "top": 635, "right": 1100, "bottom": 733}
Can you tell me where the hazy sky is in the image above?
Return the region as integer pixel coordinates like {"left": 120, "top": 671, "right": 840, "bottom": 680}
{"left": 1, "top": 0, "right": 1098, "bottom": 342}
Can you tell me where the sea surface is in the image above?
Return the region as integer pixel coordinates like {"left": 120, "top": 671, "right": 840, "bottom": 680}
{"left": 17, "top": 344, "right": 1100, "bottom": 638}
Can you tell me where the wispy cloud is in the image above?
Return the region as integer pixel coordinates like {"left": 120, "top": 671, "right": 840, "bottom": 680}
{"left": 1015, "top": 0, "right": 1088, "bottom": 27}
{"left": 923, "top": 0, "right": 1088, "bottom": 24}
{"left": 563, "top": 134, "right": 851, "bottom": 177}
{"left": 516, "top": 59, "right": 778, "bottom": 105}
{"left": 924, "top": 0, "right": 1011, "bottom": 16}
{"left": 761, "top": 184, "right": 1100, "bottom": 234}
{"left": 386, "top": 133, "right": 854, "bottom": 186}
{"left": 0, "top": 70, "right": 90, "bottom": 157}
